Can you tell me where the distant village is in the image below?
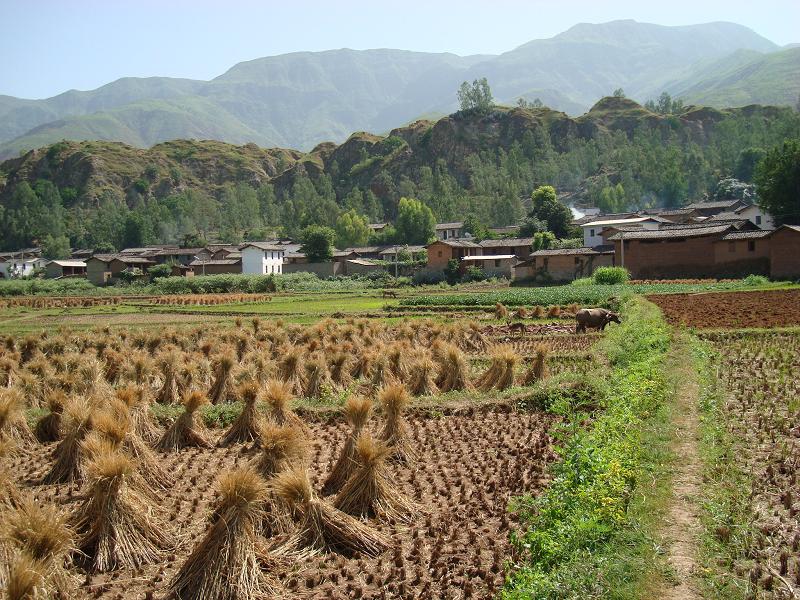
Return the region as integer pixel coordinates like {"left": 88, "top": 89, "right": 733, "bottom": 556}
{"left": 2, "top": 197, "right": 799, "bottom": 284}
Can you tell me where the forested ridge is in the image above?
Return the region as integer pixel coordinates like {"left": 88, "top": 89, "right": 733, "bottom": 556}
{"left": 1, "top": 97, "right": 798, "bottom": 254}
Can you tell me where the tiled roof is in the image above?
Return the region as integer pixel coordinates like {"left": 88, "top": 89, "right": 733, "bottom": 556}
{"left": 379, "top": 245, "right": 425, "bottom": 255}
{"left": 48, "top": 260, "right": 86, "bottom": 267}
{"left": 435, "top": 222, "right": 464, "bottom": 230}
{"left": 684, "top": 199, "right": 744, "bottom": 210}
{"left": 530, "top": 246, "right": 614, "bottom": 256}
{"left": 719, "top": 230, "right": 773, "bottom": 241}
{"left": 428, "top": 239, "right": 480, "bottom": 248}
{"left": 189, "top": 259, "right": 242, "bottom": 266}
{"left": 343, "top": 246, "right": 383, "bottom": 254}
{"left": 242, "top": 242, "right": 283, "bottom": 251}
{"left": 479, "top": 237, "right": 534, "bottom": 248}
{"left": 582, "top": 216, "right": 658, "bottom": 228}
{"left": 608, "top": 224, "right": 734, "bottom": 240}
{"left": 461, "top": 254, "right": 517, "bottom": 260}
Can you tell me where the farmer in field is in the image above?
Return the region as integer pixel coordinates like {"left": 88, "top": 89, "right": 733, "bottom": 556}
{"left": 575, "top": 308, "right": 621, "bottom": 333}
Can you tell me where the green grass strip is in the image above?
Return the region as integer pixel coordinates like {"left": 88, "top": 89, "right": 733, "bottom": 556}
{"left": 503, "top": 296, "right": 672, "bottom": 599}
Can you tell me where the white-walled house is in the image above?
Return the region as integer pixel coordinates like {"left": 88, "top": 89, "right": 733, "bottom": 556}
{"left": 735, "top": 204, "right": 775, "bottom": 229}
{"left": 0, "top": 257, "right": 48, "bottom": 278}
{"left": 241, "top": 242, "right": 285, "bottom": 275}
{"left": 581, "top": 216, "right": 664, "bottom": 247}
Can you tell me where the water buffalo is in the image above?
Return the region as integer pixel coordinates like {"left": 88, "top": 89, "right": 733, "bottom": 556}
{"left": 575, "top": 308, "right": 621, "bottom": 333}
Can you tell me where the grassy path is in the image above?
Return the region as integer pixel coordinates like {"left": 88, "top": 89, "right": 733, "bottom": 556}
{"left": 660, "top": 334, "right": 703, "bottom": 600}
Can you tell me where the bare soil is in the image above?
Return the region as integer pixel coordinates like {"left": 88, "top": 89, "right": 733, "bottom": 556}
{"left": 647, "top": 289, "right": 800, "bottom": 329}
{"left": 10, "top": 408, "right": 558, "bottom": 599}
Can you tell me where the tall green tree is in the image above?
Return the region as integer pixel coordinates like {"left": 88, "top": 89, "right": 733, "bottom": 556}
{"left": 529, "top": 186, "right": 573, "bottom": 238}
{"left": 754, "top": 139, "right": 800, "bottom": 225}
{"left": 335, "top": 209, "right": 371, "bottom": 249}
{"left": 300, "top": 225, "right": 335, "bottom": 262}
{"left": 457, "top": 78, "right": 494, "bottom": 113}
{"left": 41, "top": 234, "right": 71, "bottom": 259}
{"left": 395, "top": 197, "right": 436, "bottom": 245}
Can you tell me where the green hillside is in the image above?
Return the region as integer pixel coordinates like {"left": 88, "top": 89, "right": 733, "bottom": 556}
{"left": 0, "top": 20, "right": 793, "bottom": 158}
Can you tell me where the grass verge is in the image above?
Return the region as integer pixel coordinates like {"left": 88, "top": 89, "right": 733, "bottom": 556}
{"left": 503, "top": 296, "right": 674, "bottom": 598}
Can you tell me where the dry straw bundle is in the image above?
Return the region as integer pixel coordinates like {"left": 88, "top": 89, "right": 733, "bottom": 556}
{"left": 408, "top": 355, "right": 439, "bottom": 396}
{"left": 334, "top": 434, "right": 417, "bottom": 522}
{"left": 42, "top": 399, "right": 94, "bottom": 484}
{"left": 303, "top": 355, "right": 333, "bottom": 399}
{"left": 328, "top": 351, "right": 353, "bottom": 388}
{"left": 1, "top": 495, "right": 76, "bottom": 598}
{"left": 251, "top": 423, "right": 308, "bottom": 480}
{"left": 274, "top": 469, "right": 388, "bottom": 557}
{"left": 378, "top": 384, "right": 417, "bottom": 464}
{"left": 154, "top": 352, "right": 179, "bottom": 405}
{"left": 34, "top": 390, "right": 67, "bottom": 443}
{"left": 277, "top": 346, "right": 307, "bottom": 396}
{"left": 166, "top": 468, "right": 279, "bottom": 600}
{"left": 323, "top": 396, "right": 372, "bottom": 495}
{"left": 219, "top": 382, "right": 263, "bottom": 447}
{"left": 475, "top": 345, "right": 519, "bottom": 392}
{"left": 0, "top": 439, "right": 23, "bottom": 508}
{"left": 263, "top": 380, "right": 308, "bottom": 433}
{"left": 209, "top": 353, "right": 236, "bottom": 404}
{"left": 71, "top": 450, "right": 171, "bottom": 572}
{"left": 155, "top": 391, "right": 212, "bottom": 452}
{"left": 115, "top": 386, "right": 161, "bottom": 444}
{"left": 0, "top": 389, "right": 36, "bottom": 445}
{"left": 435, "top": 344, "right": 470, "bottom": 392}
{"left": 520, "top": 344, "right": 549, "bottom": 386}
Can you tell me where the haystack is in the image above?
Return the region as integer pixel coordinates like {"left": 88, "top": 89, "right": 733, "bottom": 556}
{"left": 277, "top": 347, "right": 306, "bottom": 396}
{"left": 323, "top": 396, "right": 372, "bottom": 495}
{"left": 263, "top": 380, "right": 308, "bottom": 433}
{"left": 154, "top": 353, "right": 179, "bottom": 405}
{"left": 520, "top": 344, "right": 549, "bottom": 385}
{"left": 328, "top": 351, "right": 353, "bottom": 388}
{"left": 303, "top": 355, "right": 332, "bottom": 399}
{"left": 209, "top": 354, "right": 236, "bottom": 404}
{"left": 218, "top": 382, "right": 263, "bottom": 447}
{"left": 165, "top": 468, "right": 279, "bottom": 600}
{"left": 0, "top": 389, "right": 36, "bottom": 445}
{"left": 41, "top": 400, "right": 94, "bottom": 484}
{"left": 115, "top": 386, "right": 161, "bottom": 444}
{"left": 408, "top": 356, "right": 439, "bottom": 396}
{"left": 333, "top": 434, "right": 417, "bottom": 522}
{"left": 250, "top": 423, "right": 308, "bottom": 479}
{"left": 475, "top": 345, "right": 518, "bottom": 392}
{"left": 274, "top": 469, "right": 388, "bottom": 557}
{"left": 378, "top": 384, "right": 417, "bottom": 464}
{"left": 71, "top": 450, "right": 171, "bottom": 572}
{"left": 155, "top": 391, "right": 212, "bottom": 452}
{"left": 435, "top": 344, "right": 471, "bottom": 392}
{"left": 34, "top": 390, "right": 66, "bottom": 443}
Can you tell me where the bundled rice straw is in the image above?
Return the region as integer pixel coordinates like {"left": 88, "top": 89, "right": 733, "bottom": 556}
{"left": 328, "top": 351, "right": 353, "bottom": 388}
{"left": 115, "top": 386, "right": 161, "bottom": 444}
{"left": 408, "top": 356, "right": 439, "bottom": 396}
{"left": 475, "top": 345, "right": 518, "bottom": 392}
{"left": 165, "top": 468, "right": 279, "bottom": 600}
{"left": 435, "top": 344, "right": 470, "bottom": 392}
{"left": 41, "top": 400, "right": 94, "bottom": 484}
{"left": 251, "top": 423, "right": 308, "bottom": 479}
{"left": 378, "top": 384, "right": 417, "bottom": 464}
{"left": 0, "top": 389, "right": 36, "bottom": 445}
{"left": 277, "top": 347, "right": 307, "bottom": 397}
{"left": 218, "top": 382, "right": 263, "bottom": 447}
{"left": 520, "top": 344, "right": 549, "bottom": 385}
{"left": 71, "top": 450, "right": 171, "bottom": 572}
{"left": 154, "top": 353, "right": 179, "bottom": 405}
{"left": 274, "top": 469, "right": 388, "bottom": 557}
{"left": 263, "top": 380, "right": 308, "bottom": 433}
{"left": 303, "top": 355, "right": 332, "bottom": 399}
{"left": 155, "top": 391, "right": 212, "bottom": 452}
{"left": 34, "top": 390, "right": 67, "bottom": 443}
{"left": 209, "top": 354, "right": 236, "bottom": 404}
{"left": 323, "top": 396, "right": 372, "bottom": 495}
{"left": 333, "top": 433, "right": 417, "bottom": 522}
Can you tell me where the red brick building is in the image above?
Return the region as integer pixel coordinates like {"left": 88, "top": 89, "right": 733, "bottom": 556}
{"left": 425, "top": 240, "right": 482, "bottom": 271}
{"left": 770, "top": 225, "right": 800, "bottom": 279}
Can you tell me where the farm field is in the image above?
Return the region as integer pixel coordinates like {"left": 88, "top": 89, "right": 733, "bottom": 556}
{"left": 649, "top": 288, "right": 800, "bottom": 328}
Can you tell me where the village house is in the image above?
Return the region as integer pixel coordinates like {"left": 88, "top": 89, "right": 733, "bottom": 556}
{"left": 187, "top": 258, "right": 242, "bottom": 275}
{"left": 86, "top": 255, "right": 156, "bottom": 285}
{"left": 378, "top": 245, "right": 426, "bottom": 262}
{"left": 151, "top": 248, "right": 210, "bottom": 266}
{"left": 45, "top": 260, "right": 87, "bottom": 279}
{"left": 769, "top": 225, "right": 800, "bottom": 279}
{"left": 461, "top": 254, "right": 517, "bottom": 279}
{"left": 425, "top": 239, "right": 482, "bottom": 271}
{"left": 435, "top": 222, "right": 467, "bottom": 241}
{"left": 514, "top": 247, "right": 615, "bottom": 282}
{"left": 684, "top": 199, "right": 747, "bottom": 217}
{"left": 478, "top": 238, "right": 534, "bottom": 260}
{"left": 581, "top": 216, "right": 666, "bottom": 247}
{"left": 241, "top": 242, "right": 285, "bottom": 275}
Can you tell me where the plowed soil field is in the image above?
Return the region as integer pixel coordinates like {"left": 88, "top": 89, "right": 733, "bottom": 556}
{"left": 646, "top": 289, "right": 800, "bottom": 328}
{"left": 9, "top": 406, "right": 558, "bottom": 599}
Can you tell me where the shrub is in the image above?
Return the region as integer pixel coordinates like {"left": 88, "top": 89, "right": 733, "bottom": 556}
{"left": 570, "top": 277, "right": 594, "bottom": 286}
{"left": 742, "top": 274, "right": 769, "bottom": 286}
{"left": 147, "top": 264, "right": 173, "bottom": 280}
{"left": 592, "top": 266, "right": 630, "bottom": 285}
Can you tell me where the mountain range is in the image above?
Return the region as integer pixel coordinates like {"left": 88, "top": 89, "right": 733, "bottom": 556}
{"left": 1, "top": 19, "right": 798, "bottom": 158}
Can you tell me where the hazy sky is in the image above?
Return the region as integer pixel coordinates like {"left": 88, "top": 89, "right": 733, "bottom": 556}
{"left": 2, "top": 0, "right": 798, "bottom": 99}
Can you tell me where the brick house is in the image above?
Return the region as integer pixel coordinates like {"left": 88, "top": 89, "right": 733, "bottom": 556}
{"left": 478, "top": 238, "right": 534, "bottom": 260}
{"left": 86, "top": 255, "right": 156, "bottom": 285}
{"left": 515, "top": 247, "right": 615, "bottom": 282}
{"left": 684, "top": 199, "right": 747, "bottom": 217}
{"left": 425, "top": 239, "right": 482, "bottom": 271}
{"left": 187, "top": 258, "right": 242, "bottom": 275}
{"left": 435, "top": 222, "right": 466, "bottom": 241}
{"left": 770, "top": 225, "right": 800, "bottom": 279}
{"left": 712, "top": 230, "right": 771, "bottom": 274}
{"left": 45, "top": 260, "right": 87, "bottom": 279}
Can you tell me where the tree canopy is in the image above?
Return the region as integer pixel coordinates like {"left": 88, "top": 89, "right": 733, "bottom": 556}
{"left": 458, "top": 78, "right": 494, "bottom": 113}
{"left": 300, "top": 225, "right": 335, "bottom": 262}
{"left": 754, "top": 139, "right": 800, "bottom": 226}
{"left": 395, "top": 198, "right": 436, "bottom": 245}
{"left": 528, "top": 186, "right": 574, "bottom": 239}
{"left": 334, "top": 209, "right": 371, "bottom": 249}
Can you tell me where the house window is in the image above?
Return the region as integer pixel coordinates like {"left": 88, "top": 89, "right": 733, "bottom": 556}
{"left": 575, "top": 257, "right": 581, "bottom": 264}
{"left": 728, "top": 241, "right": 736, "bottom": 253}
{"left": 494, "top": 259, "right": 500, "bottom": 268}
{"left": 590, "top": 229, "right": 595, "bottom": 237}
{"left": 748, "top": 241, "right": 755, "bottom": 252}
{"left": 442, "top": 231, "right": 448, "bottom": 240}
{"left": 543, "top": 258, "right": 549, "bottom": 269}
{"left": 755, "top": 215, "right": 762, "bottom": 226}
{"left": 438, "top": 251, "right": 442, "bottom": 257}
